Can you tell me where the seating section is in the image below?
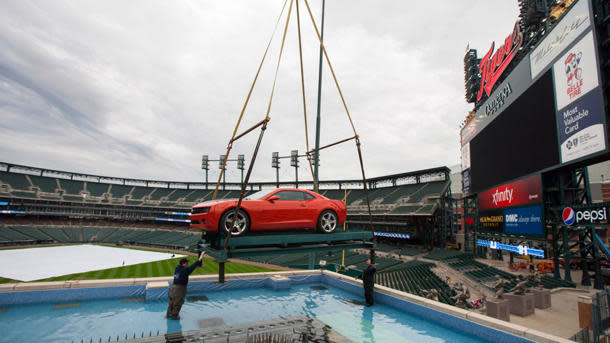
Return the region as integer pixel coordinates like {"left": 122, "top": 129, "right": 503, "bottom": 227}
{"left": 130, "top": 186, "right": 154, "bottom": 200}
{"left": 447, "top": 259, "right": 516, "bottom": 282}
{"left": 375, "top": 261, "right": 458, "bottom": 306}
{"left": 0, "top": 171, "right": 31, "bottom": 190}
{"left": 0, "top": 170, "right": 449, "bottom": 214}
{"left": 0, "top": 224, "right": 200, "bottom": 251}
{"left": 108, "top": 185, "right": 132, "bottom": 199}
{"left": 28, "top": 175, "right": 58, "bottom": 193}
{"left": 58, "top": 179, "right": 84, "bottom": 195}
{"left": 503, "top": 275, "right": 576, "bottom": 291}
{"left": 396, "top": 247, "right": 423, "bottom": 256}
{"left": 381, "top": 184, "right": 423, "bottom": 204}
{"left": 148, "top": 188, "right": 174, "bottom": 201}
{"left": 86, "top": 183, "right": 109, "bottom": 197}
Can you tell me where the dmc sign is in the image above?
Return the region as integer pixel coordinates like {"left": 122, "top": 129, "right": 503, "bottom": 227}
{"left": 562, "top": 207, "right": 608, "bottom": 225}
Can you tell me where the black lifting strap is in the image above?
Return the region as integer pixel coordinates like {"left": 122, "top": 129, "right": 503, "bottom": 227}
{"left": 223, "top": 118, "right": 270, "bottom": 252}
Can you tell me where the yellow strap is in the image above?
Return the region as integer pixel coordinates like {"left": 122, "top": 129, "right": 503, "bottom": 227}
{"left": 212, "top": 0, "right": 289, "bottom": 200}
{"left": 295, "top": 0, "right": 319, "bottom": 193}
{"left": 302, "top": 0, "right": 358, "bottom": 137}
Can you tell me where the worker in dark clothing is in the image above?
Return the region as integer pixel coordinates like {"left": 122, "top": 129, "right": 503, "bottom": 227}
{"left": 362, "top": 259, "right": 376, "bottom": 306}
{"left": 166, "top": 252, "right": 204, "bottom": 319}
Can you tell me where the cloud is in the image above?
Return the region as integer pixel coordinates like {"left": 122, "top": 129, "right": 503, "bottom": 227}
{"left": 0, "top": 0, "right": 519, "bottom": 184}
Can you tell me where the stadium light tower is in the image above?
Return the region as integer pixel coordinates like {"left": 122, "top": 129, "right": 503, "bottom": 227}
{"left": 219, "top": 155, "right": 226, "bottom": 190}
{"left": 237, "top": 154, "right": 245, "bottom": 186}
{"left": 291, "top": 150, "right": 299, "bottom": 188}
{"left": 201, "top": 155, "right": 209, "bottom": 190}
{"left": 272, "top": 152, "right": 280, "bottom": 188}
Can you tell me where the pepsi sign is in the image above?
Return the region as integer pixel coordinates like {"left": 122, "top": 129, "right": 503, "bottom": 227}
{"left": 563, "top": 206, "right": 607, "bottom": 226}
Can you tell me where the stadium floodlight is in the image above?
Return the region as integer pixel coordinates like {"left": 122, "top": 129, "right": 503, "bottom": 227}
{"left": 201, "top": 155, "right": 209, "bottom": 189}
{"left": 237, "top": 154, "right": 245, "bottom": 186}
{"left": 272, "top": 152, "right": 280, "bottom": 168}
{"left": 237, "top": 154, "right": 245, "bottom": 170}
{"left": 290, "top": 150, "right": 298, "bottom": 167}
{"left": 219, "top": 155, "right": 226, "bottom": 170}
{"left": 291, "top": 150, "right": 299, "bottom": 188}
{"left": 272, "top": 152, "right": 280, "bottom": 188}
{"left": 201, "top": 155, "right": 209, "bottom": 170}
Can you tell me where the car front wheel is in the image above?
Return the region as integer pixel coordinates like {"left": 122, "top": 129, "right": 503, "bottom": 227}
{"left": 317, "top": 210, "right": 338, "bottom": 233}
{"left": 220, "top": 209, "right": 250, "bottom": 236}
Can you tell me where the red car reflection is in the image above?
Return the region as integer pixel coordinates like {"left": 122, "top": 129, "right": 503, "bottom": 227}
{"left": 190, "top": 188, "right": 347, "bottom": 236}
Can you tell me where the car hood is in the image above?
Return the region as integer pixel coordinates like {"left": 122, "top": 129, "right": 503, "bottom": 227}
{"left": 193, "top": 199, "right": 239, "bottom": 208}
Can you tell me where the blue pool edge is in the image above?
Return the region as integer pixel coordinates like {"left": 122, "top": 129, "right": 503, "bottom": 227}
{"left": 0, "top": 269, "right": 571, "bottom": 343}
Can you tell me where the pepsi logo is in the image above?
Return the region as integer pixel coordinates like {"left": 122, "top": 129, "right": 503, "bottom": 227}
{"left": 563, "top": 207, "right": 575, "bottom": 225}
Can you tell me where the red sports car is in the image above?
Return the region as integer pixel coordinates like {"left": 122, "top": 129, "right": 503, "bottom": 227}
{"left": 189, "top": 188, "right": 347, "bottom": 236}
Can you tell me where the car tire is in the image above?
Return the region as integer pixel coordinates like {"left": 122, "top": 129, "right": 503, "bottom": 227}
{"left": 219, "top": 209, "right": 250, "bottom": 236}
{"left": 317, "top": 210, "right": 338, "bottom": 234}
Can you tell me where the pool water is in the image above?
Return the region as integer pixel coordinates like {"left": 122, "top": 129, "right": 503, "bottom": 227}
{"left": 0, "top": 283, "right": 510, "bottom": 343}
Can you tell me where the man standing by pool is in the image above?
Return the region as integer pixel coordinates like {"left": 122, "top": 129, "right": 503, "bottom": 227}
{"left": 362, "top": 259, "right": 376, "bottom": 306}
{"left": 166, "top": 252, "right": 204, "bottom": 319}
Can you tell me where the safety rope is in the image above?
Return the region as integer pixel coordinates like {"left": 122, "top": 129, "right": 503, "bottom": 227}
{"left": 212, "top": 0, "right": 290, "bottom": 201}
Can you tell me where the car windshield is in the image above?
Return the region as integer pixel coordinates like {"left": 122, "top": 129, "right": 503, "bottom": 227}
{"left": 245, "top": 189, "right": 277, "bottom": 200}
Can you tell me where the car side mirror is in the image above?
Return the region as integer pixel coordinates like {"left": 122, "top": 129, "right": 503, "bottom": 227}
{"left": 268, "top": 195, "right": 280, "bottom": 202}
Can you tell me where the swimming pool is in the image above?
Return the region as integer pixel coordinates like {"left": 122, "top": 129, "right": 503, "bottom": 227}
{"left": 0, "top": 271, "right": 557, "bottom": 343}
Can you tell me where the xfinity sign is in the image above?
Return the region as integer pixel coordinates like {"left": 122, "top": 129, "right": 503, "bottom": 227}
{"left": 563, "top": 207, "right": 607, "bottom": 226}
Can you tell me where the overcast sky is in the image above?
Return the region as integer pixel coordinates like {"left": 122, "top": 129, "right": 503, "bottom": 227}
{"left": 0, "top": 1, "right": 519, "bottom": 184}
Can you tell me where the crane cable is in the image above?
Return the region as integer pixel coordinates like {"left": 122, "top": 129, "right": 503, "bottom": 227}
{"left": 222, "top": 0, "right": 295, "bottom": 252}
{"left": 212, "top": 0, "right": 290, "bottom": 201}
{"left": 295, "top": 0, "right": 320, "bottom": 194}
{"left": 302, "top": 0, "right": 375, "bottom": 242}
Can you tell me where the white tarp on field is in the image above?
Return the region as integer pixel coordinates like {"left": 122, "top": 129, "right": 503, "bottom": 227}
{"left": 0, "top": 244, "right": 183, "bottom": 282}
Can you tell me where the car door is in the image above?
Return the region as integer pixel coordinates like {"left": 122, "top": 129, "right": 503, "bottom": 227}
{"left": 268, "top": 190, "right": 312, "bottom": 229}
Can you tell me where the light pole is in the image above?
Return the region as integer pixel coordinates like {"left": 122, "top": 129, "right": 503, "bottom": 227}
{"left": 272, "top": 152, "right": 280, "bottom": 188}
{"left": 273, "top": 150, "right": 308, "bottom": 188}
{"left": 237, "top": 154, "right": 245, "bottom": 187}
{"left": 291, "top": 150, "right": 299, "bottom": 188}
{"left": 201, "top": 155, "right": 209, "bottom": 190}
{"left": 314, "top": 0, "right": 326, "bottom": 184}
{"left": 219, "top": 155, "right": 226, "bottom": 190}
{"left": 203, "top": 154, "right": 245, "bottom": 190}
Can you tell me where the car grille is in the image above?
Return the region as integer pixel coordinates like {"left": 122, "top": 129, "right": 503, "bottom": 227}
{"left": 191, "top": 206, "right": 210, "bottom": 214}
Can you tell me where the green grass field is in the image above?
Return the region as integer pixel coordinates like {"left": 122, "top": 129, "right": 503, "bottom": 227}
{"left": 0, "top": 248, "right": 279, "bottom": 284}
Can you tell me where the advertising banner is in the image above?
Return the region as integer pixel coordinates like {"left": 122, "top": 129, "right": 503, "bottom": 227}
{"left": 557, "top": 88, "right": 606, "bottom": 163}
{"left": 553, "top": 31, "right": 600, "bottom": 110}
{"left": 461, "top": 119, "right": 477, "bottom": 145}
{"left": 479, "top": 209, "right": 504, "bottom": 233}
{"left": 477, "top": 239, "right": 545, "bottom": 258}
{"left": 462, "top": 169, "right": 471, "bottom": 195}
{"left": 504, "top": 206, "right": 543, "bottom": 235}
{"left": 530, "top": 0, "right": 591, "bottom": 79}
{"left": 478, "top": 174, "right": 542, "bottom": 211}
{"left": 461, "top": 142, "right": 471, "bottom": 170}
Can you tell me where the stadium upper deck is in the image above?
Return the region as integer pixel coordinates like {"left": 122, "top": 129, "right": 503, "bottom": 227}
{"left": 0, "top": 162, "right": 451, "bottom": 224}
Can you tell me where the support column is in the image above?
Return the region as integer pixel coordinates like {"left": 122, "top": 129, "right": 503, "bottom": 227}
{"left": 218, "top": 261, "right": 225, "bottom": 284}
{"left": 562, "top": 226, "right": 573, "bottom": 283}
{"left": 580, "top": 230, "right": 591, "bottom": 286}
{"left": 308, "top": 252, "right": 315, "bottom": 270}
{"left": 591, "top": 227, "right": 604, "bottom": 290}
{"left": 552, "top": 225, "right": 561, "bottom": 279}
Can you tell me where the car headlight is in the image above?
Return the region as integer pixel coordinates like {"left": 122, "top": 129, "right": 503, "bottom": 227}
{"left": 192, "top": 206, "right": 211, "bottom": 214}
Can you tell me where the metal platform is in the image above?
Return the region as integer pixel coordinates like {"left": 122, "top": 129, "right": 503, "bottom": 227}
{"left": 201, "top": 229, "right": 374, "bottom": 261}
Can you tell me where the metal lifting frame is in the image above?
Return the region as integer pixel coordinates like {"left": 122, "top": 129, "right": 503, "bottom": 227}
{"left": 201, "top": 0, "right": 375, "bottom": 282}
